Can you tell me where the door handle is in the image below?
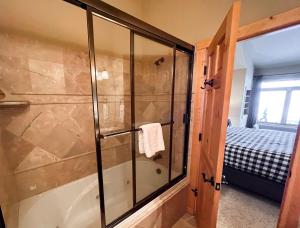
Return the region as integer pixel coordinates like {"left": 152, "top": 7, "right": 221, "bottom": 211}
{"left": 202, "top": 173, "right": 215, "bottom": 186}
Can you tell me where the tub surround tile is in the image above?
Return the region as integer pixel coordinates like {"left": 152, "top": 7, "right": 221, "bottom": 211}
{"left": 1, "top": 129, "right": 35, "bottom": 171}
{"left": 6, "top": 106, "right": 43, "bottom": 137}
{"left": 39, "top": 124, "right": 79, "bottom": 158}
{"left": 133, "top": 186, "right": 188, "bottom": 228}
{"left": 0, "top": 141, "right": 19, "bottom": 227}
{"left": 15, "top": 147, "right": 60, "bottom": 172}
{"left": 0, "top": 28, "right": 190, "bottom": 217}
{"left": 22, "top": 110, "right": 58, "bottom": 147}
{"left": 0, "top": 30, "right": 105, "bottom": 202}
{"left": 0, "top": 152, "right": 19, "bottom": 204}
{"left": 15, "top": 152, "right": 97, "bottom": 200}
{"left": 0, "top": 54, "right": 32, "bottom": 93}
{"left": 29, "top": 59, "right": 65, "bottom": 94}
{"left": 63, "top": 49, "right": 90, "bottom": 94}
{"left": 101, "top": 134, "right": 131, "bottom": 150}
{"left": 101, "top": 142, "right": 131, "bottom": 170}
{"left": 1, "top": 202, "right": 19, "bottom": 228}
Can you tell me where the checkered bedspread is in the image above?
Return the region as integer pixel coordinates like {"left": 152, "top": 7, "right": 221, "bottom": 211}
{"left": 225, "top": 127, "right": 296, "bottom": 184}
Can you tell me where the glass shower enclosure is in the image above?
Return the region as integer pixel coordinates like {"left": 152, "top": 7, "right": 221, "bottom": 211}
{"left": 0, "top": 0, "right": 194, "bottom": 227}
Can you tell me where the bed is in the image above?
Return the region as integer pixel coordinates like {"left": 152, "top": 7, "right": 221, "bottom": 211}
{"left": 223, "top": 127, "right": 296, "bottom": 202}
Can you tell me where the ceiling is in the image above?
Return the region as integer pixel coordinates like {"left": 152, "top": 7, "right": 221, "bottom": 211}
{"left": 0, "top": 0, "right": 169, "bottom": 57}
{"left": 235, "top": 24, "right": 300, "bottom": 70}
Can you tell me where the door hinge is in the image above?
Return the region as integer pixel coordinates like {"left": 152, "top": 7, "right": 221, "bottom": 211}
{"left": 198, "top": 133, "right": 202, "bottom": 141}
{"left": 191, "top": 188, "right": 198, "bottom": 197}
{"left": 222, "top": 175, "right": 228, "bottom": 185}
{"left": 183, "top": 113, "right": 190, "bottom": 124}
{"left": 203, "top": 65, "right": 207, "bottom": 76}
{"left": 215, "top": 183, "right": 221, "bottom": 191}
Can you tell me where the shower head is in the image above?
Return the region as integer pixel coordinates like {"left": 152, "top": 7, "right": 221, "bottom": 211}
{"left": 154, "top": 57, "right": 165, "bottom": 66}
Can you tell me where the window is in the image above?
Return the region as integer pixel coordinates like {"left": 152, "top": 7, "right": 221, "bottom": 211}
{"left": 287, "top": 90, "right": 300, "bottom": 125}
{"left": 257, "top": 79, "right": 300, "bottom": 125}
{"left": 257, "top": 90, "right": 286, "bottom": 123}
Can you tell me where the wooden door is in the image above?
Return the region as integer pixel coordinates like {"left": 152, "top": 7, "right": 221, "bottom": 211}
{"left": 195, "top": 2, "right": 240, "bottom": 228}
{"left": 277, "top": 125, "right": 300, "bottom": 228}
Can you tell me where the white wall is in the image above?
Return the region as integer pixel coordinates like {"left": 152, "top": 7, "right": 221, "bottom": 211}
{"left": 255, "top": 63, "right": 300, "bottom": 76}
{"left": 229, "top": 43, "right": 254, "bottom": 127}
{"left": 229, "top": 69, "right": 247, "bottom": 127}
{"left": 103, "top": 0, "right": 300, "bottom": 44}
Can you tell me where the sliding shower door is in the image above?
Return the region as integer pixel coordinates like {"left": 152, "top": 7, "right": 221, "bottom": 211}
{"left": 91, "top": 13, "right": 133, "bottom": 225}
{"left": 87, "top": 5, "right": 192, "bottom": 227}
{"left": 134, "top": 34, "right": 174, "bottom": 202}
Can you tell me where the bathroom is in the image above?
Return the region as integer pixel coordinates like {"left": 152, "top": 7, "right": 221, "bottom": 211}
{"left": 0, "top": 0, "right": 193, "bottom": 227}
{"left": 3, "top": 0, "right": 300, "bottom": 228}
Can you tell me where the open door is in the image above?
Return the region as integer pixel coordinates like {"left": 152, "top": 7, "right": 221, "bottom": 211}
{"left": 277, "top": 124, "right": 300, "bottom": 228}
{"left": 195, "top": 2, "right": 240, "bottom": 228}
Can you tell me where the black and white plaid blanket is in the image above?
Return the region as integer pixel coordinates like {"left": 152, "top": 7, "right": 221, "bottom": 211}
{"left": 225, "top": 127, "right": 296, "bottom": 184}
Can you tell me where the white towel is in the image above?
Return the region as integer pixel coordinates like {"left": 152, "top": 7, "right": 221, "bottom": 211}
{"left": 138, "top": 123, "right": 165, "bottom": 158}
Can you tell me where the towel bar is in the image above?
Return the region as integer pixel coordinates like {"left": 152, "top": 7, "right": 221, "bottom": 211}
{"left": 100, "top": 121, "right": 174, "bottom": 139}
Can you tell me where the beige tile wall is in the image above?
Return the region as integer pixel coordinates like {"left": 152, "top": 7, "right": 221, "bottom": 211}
{"left": 133, "top": 51, "right": 190, "bottom": 177}
{"left": 0, "top": 30, "right": 131, "bottom": 206}
{"left": 134, "top": 55, "right": 173, "bottom": 168}
{"left": 0, "top": 28, "right": 190, "bottom": 226}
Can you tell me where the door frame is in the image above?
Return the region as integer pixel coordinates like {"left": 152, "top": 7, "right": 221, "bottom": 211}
{"left": 188, "top": 5, "right": 300, "bottom": 215}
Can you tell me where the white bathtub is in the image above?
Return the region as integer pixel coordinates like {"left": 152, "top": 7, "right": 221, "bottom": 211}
{"left": 18, "top": 160, "right": 169, "bottom": 228}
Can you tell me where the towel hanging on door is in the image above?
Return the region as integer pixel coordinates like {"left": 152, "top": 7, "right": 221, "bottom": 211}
{"left": 138, "top": 123, "right": 165, "bottom": 158}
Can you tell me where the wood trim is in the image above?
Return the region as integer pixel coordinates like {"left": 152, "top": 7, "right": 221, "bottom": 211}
{"left": 277, "top": 125, "right": 300, "bottom": 228}
{"left": 196, "top": 5, "right": 300, "bottom": 49}
{"left": 188, "top": 1, "right": 241, "bottom": 216}
{"left": 186, "top": 47, "right": 207, "bottom": 215}
{"left": 238, "top": 6, "right": 300, "bottom": 41}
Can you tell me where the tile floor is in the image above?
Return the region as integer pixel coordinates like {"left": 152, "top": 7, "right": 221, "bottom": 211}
{"left": 173, "top": 185, "right": 280, "bottom": 228}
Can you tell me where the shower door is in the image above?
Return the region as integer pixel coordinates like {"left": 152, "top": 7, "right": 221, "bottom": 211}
{"left": 134, "top": 34, "right": 174, "bottom": 202}
{"left": 87, "top": 5, "right": 193, "bottom": 228}
{"left": 89, "top": 12, "right": 133, "bottom": 226}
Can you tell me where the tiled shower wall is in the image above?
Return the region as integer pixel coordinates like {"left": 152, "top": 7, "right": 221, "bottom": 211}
{"left": 0, "top": 29, "right": 131, "bottom": 225}
{"left": 0, "top": 28, "right": 189, "bottom": 226}
{"left": 135, "top": 55, "right": 173, "bottom": 168}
